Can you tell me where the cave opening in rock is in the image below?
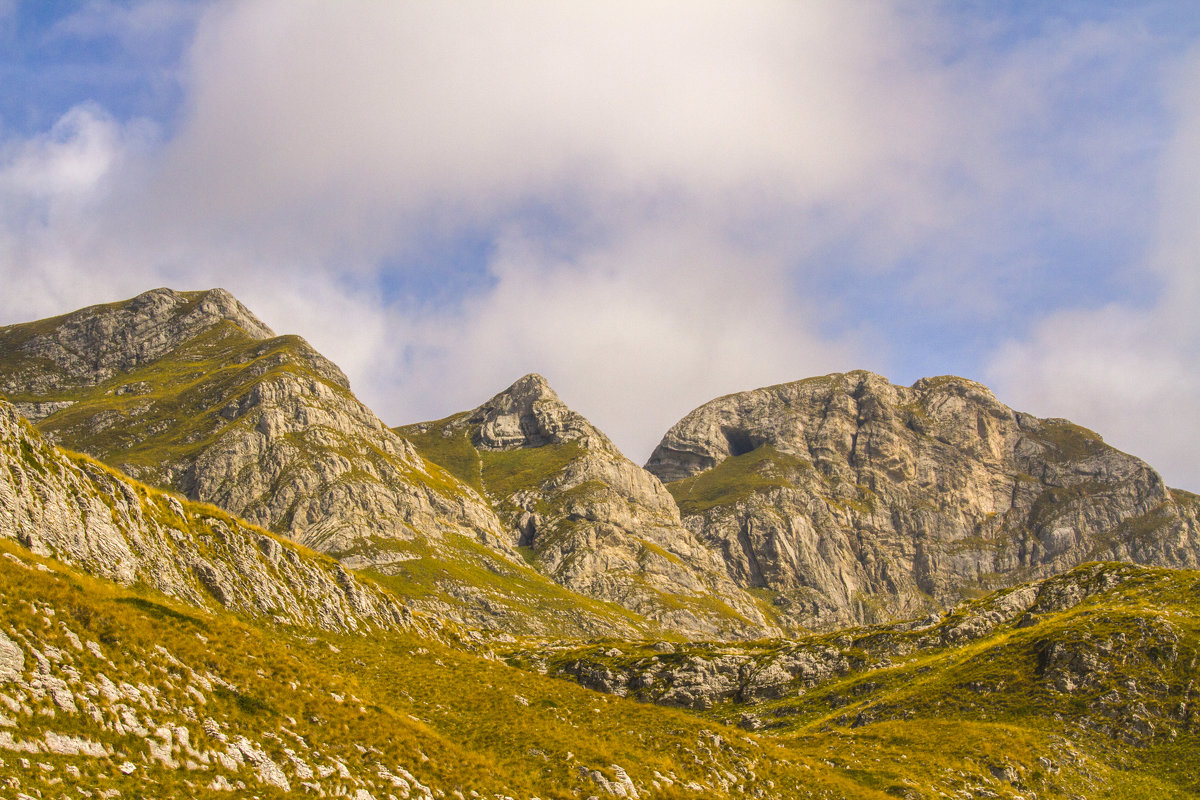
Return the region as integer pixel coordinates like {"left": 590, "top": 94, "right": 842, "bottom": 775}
{"left": 723, "top": 427, "right": 757, "bottom": 457}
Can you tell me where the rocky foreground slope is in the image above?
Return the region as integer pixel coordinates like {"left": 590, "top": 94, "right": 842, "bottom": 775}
{"left": 647, "top": 371, "right": 1200, "bottom": 630}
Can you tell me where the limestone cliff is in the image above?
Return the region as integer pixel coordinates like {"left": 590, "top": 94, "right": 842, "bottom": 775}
{"left": 0, "top": 288, "right": 509, "bottom": 563}
{"left": 0, "top": 291, "right": 687, "bottom": 638}
{"left": 0, "top": 398, "right": 408, "bottom": 634}
{"left": 399, "top": 374, "right": 776, "bottom": 639}
{"left": 646, "top": 370, "right": 1200, "bottom": 630}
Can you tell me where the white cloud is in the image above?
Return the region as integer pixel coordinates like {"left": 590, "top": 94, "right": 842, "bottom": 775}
{"left": 141, "top": 1, "right": 958, "bottom": 262}
{"left": 3, "top": 1, "right": 1198, "bottom": 474}
{"left": 988, "top": 47, "right": 1200, "bottom": 489}
{"left": 0, "top": 104, "right": 158, "bottom": 317}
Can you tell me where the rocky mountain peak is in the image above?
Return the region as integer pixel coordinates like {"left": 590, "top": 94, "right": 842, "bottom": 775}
{"left": 0, "top": 287, "right": 276, "bottom": 396}
{"left": 467, "top": 372, "right": 608, "bottom": 451}
{"left": 645, "top": 370, "right": 1017, "bottom": 483}
{"left": 130, "top": 287, "right": 275, "bottom": 340}
{"left": 645, "top": 369, "right": 1199, "bottom": 630}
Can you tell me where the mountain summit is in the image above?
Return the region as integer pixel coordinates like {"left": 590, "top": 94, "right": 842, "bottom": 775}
{"left": 0, "top": 288, "right": 279, "bottom": 416}
{"left": 400, "top": 373, "right": 777, "bottom": 638}
{"left": 647, "top": 370, "right": 1200, "bottom": 628}
{"left": 465, "top": 372, "right": 595, "bottom": 450}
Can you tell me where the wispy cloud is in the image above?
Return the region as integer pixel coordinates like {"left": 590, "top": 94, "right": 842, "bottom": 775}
{"left": 2, "top": 1, "right": 1199, "bottom": 475}
{"left": 989, "top": 45, "right": 1200, "bottom": 488}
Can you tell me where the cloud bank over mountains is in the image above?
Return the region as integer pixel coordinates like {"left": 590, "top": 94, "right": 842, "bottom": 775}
{"left": 2, "top": 1, "right": 1200, "bottom": 486}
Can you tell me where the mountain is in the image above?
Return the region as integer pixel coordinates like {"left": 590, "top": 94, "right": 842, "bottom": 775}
{"left": 0, "top": 289, "right": 652, "bottom": 636}
{"left": 5, "top": 292, "right": 1197, "bottom": 638}
{"left": 398, "top": 374, "right": 775, "bottom": 639}
{"left": 0, "top": 287, "right": 504, "bottom": 558}
{"left": 646, "top": 370, "right": 1200, "bottom": 629}
{"left": 1, "top": 289, "right": 1198, "bottom": 797}
{"left": 1, "top": 404, "right": 1196, "bottom": 797}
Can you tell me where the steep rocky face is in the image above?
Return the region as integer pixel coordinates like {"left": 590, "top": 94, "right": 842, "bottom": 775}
{"left": 399, "top": 374, "right": 777, "bottom": 639}
{"left": 0, "top": 287, "right": 276, "bottom": 407}
{"left": 646, "top": 370, "right": 1200, "bottom": 630}
{"left": 0, "top": 288, "right": 509, "bottom": 562}
{"left": 0, "top": 291, "right": 699, "bottom": 638}
{"left": 0, "top": 399, "right": 408, "bottom": 635}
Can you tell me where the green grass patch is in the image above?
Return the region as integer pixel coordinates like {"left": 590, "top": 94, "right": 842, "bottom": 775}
{"left": 479, "top": 440, "right": 583, "bottom": 499}
{"left": 667, "top": 445, "right": 812, "bottom": 515}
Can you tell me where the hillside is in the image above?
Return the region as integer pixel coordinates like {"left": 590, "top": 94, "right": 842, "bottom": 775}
{"left": 0, "top": 504, "right": 1195, "bottom": 797}
{"left": 512, "top": 560, "right": 1200, "bottom": 796}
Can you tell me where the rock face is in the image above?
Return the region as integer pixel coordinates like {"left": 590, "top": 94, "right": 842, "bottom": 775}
{"left": 646, "top": 371, "right": 1200, "bottom": 630}
{"left": 0, "top": 287, "right": 274, "bottom": 405}
{"left": 0, "top": 288, "right": 510, "bottom": 565}
{"left": 400, "top": 374, "right": 776, "bottom": 639}
{"left": 0, "top": 399, "right": 408, "bottom": 634}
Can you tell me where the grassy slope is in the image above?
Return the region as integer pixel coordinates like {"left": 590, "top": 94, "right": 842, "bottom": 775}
{"left": 359, "top": 532, "right": 665, "bottom": 639}
{"left": 397, "top": 417, "right": 584, "bottom": 515}
{"left": 0, "top": 538, "right": 864, "bottom": 799}
{"left": 666, "top": 445, "right": 816, "bottom": 516}
{"left": 5, "top": 538, "right": 1194, "bottom": 798}
{"left": 518, "top": 563, "right": 1200, "bottom": 798}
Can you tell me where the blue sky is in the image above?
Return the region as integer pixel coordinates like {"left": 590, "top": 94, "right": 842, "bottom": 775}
{"left": 3, "top": 1, "right": 1200, "bottom": 488}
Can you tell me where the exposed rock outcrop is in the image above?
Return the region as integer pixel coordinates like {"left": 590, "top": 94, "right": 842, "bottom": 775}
{"left": 0, "top": 287, "right": 275, "bottom": 402}
{"left": 0, "top": 399, "right": 408, "bottom": 634}
{"left": 518, "top": 562, "right": 1198, "bottom": 747}
{"left": 401, "top": 374, "right": 776, "bottom": 639}
{"left": 647, "top": 371, "right": 1200, "bottom": 630}
{"left": 0, "top": 288, "right": 511, "bottom": 567}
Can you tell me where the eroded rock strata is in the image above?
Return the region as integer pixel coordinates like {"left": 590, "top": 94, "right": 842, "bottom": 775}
{"left": 647, "top": 371, "right": 1200, "bottom": 629}
{"left": 400, "top": 374, "right": 776, "bottom": 639}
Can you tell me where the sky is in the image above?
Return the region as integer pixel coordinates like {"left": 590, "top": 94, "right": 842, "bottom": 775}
{"left": 3, "top": 1, "right": 1200, "bottom": 488}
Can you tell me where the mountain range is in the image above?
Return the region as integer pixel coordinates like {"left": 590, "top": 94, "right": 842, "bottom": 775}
{"left": 0, "top": 287, "right": 1196, "bottom": 798}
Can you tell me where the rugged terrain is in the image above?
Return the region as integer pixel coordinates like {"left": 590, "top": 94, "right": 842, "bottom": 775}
{"left": 1, "top": 287, "right": 1199, "bottom": 797}
{"left": 0, "top": 411, "right": 1196, "bottom": 798}
{"left": 399, "top": 374, "right": 774, "bottom": 639}
{"left": 5, "top": 292, "right": 1197, "bottom": 639}
{"left": 648, "top": 371, "right": 1200, "bottom": 630}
